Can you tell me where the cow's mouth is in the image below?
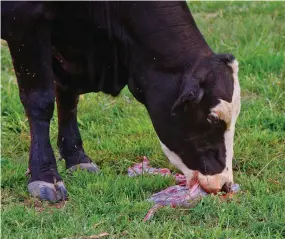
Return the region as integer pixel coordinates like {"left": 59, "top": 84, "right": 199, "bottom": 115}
{"left": 187, "top": 170, "right": 233, "bottom": 194}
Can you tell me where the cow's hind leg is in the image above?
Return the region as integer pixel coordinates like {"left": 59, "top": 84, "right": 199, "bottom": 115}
{"left": 56, "top": 86, "right": 99, "bottom": 172}
{"left": 6, "top": 17, "right": 66, "bottom": 202}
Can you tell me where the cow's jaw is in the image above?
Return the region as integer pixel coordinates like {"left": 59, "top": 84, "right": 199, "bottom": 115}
{"left": 160, "top": 141, "right": 195, "bottom": 182}
{"left": 160, "top": 141, "right": 232, "bottom": 193}
{"left": 159, "top": 59, "right": 240, "bottom": 193}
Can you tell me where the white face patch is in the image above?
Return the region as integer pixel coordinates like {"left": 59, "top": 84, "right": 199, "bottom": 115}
{"left": 208, "top": 100, "right": 233, "bottom": 130}
{"left": 222, "top": 59, "right": 241, "bottom": 182}
{"left": 208, "top": 60, "right": 240, "bottom": 127}
{"left": 160, "top": 141, "right": 195, "bottom": 180}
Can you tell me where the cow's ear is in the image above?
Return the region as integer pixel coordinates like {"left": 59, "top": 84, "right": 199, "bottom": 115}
{"left": 171, "top": 79, "right": 204, "bottom": 114}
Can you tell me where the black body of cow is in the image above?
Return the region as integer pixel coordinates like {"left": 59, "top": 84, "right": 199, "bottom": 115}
{"left": 1, "top": 1, "right": 240, "bottom": 201}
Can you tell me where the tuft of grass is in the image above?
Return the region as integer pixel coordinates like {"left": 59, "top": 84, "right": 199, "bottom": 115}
{"left": 1, "top": 2, "right": 285, "bottom": 238}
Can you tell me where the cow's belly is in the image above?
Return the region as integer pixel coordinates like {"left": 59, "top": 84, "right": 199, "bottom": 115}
{"left": 52, "top": 47, "right": 128, "bottom": 96}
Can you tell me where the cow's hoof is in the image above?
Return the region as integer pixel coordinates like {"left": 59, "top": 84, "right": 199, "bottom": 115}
{"left": 68, "top": 162, "right": 100, "bottom": 173}
{"left": 28, "top": 181, "right": 67, "bottom": 202}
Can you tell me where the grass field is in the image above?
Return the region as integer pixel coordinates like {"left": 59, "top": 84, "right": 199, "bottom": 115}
{"left": 1, "top": 2, "right": 285, "bottom": 238}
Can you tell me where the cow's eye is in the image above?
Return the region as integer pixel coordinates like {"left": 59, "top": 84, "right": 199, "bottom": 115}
{"left": 207, "top": 113, "right": 219, "bottom": 124}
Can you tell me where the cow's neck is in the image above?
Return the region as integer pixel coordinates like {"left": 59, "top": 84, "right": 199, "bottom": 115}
{"left": 100, "top": 2, "right": 213, "bottom": 103}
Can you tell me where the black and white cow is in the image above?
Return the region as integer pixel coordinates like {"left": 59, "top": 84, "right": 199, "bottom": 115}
{"left": 1, "top": 1, "right": 241, "bottom": 201}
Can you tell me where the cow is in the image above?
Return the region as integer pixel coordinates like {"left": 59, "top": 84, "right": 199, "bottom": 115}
{"left": 1, "top": 1, "right": 241, "bottom": 202}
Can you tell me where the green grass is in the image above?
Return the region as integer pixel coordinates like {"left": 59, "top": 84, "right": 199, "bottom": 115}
{"left": 1, "top": 2, "right": 285, "bottom": 238}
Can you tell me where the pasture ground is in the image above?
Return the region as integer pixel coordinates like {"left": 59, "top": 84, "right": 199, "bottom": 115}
{"left": 1, "top": 2, "right": 285, "bottom": 238}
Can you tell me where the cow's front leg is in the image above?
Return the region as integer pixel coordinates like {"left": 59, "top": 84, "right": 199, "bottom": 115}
{"left": 56, "top": 86, "right": 99, "bottom": 172}
{"left": 7, "top": 25, "right": 67, "bottom": 202}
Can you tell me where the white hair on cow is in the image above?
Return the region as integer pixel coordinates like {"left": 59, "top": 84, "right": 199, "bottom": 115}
{"left": 220, "top": 59, "right": 241, "bottom": 188}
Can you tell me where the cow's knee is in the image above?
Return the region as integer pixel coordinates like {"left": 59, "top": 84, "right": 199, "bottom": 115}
{"left": 20, "top": 89, "right": 55, "bottom": 121}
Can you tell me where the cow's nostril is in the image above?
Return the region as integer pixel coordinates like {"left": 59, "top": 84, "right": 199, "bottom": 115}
{"left": 221, "top": 182, "right": 233, "bottom": 193}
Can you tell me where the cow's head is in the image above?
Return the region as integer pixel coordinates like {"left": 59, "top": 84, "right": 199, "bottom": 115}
{"left": 158, "top": 53, "right": 241, "bottom": 193}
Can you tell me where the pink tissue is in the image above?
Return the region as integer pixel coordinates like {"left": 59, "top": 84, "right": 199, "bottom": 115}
{"left": 128, "top": 156, "right": 240, "bottom": 221}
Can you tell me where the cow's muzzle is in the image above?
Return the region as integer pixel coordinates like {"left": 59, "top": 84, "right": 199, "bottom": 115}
{"left": 187, "top": 170, "right": 234, "bottom": 194}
